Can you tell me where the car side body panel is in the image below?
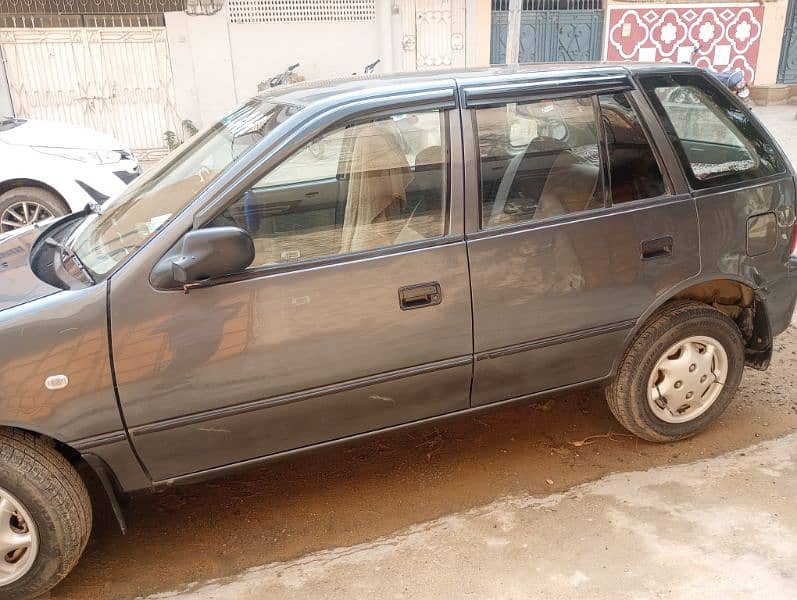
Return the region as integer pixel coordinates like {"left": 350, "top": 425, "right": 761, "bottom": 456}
{"left": 626, "top": 70, "right": 797, "bottom": 350}
{"left": 467, "top": 196, "right": 700, "bottom": 405}
{"left": 110, "top": 241, "right": 474, "bottom": 481}
{"left": 0, "top": 282, "right": 131, "bottom": 445}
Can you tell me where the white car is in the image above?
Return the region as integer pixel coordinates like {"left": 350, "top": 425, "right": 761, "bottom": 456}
{"left": 0, "top": 117, "right": 140, "bottom": 233}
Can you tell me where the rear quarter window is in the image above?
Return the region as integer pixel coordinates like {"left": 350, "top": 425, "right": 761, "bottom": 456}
{"left": 639, "top": 73, "right": 786, "bottom": 189}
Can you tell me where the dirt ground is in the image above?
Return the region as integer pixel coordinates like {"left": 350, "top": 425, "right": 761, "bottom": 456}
{"left": 49, "top": 105, "right": 797, "bottom": 600}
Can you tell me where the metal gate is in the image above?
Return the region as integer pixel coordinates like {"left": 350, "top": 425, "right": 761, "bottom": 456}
{"left": 490, "top": 0, "right": 604, "bottom": 65}
{"left": 779, "top": 0, "right": 797, "bottom": 83}
{"left": 400, "top": 0, "right": 466, "bottom": 71}
{"left": 0, "top": 26, "right": 180, "bottom": 160}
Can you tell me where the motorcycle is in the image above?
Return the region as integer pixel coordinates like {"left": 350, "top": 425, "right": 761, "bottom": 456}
{"left": 257, "top": 62, "right": 304, "bottom": 92}
{"left": 352, "top": 59, "right": 381, "bottom": 76}
{"left": 683, "top": 45, "right": 751, "bottom": 104}
{"left": 711, "top": 69, "right": 750, "bottom": 101}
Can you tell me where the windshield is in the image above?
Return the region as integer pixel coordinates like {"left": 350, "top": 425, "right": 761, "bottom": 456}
{"left": 64, "top": 97, "right": 301, "bottom": 279}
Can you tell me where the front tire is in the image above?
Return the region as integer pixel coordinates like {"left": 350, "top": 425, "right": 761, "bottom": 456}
{"left": 606, "top": 300, "right": 745, "bottom": 442}
{"left": 0, "top": 429, "right": 92, "bottom": 599}
{"left": 0, "top": 187, "right": 69, "bottom": 234}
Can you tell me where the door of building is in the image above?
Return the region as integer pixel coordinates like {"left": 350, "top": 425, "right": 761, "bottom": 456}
{"left": 401, "top": 0, "right": 467, "bottom": 71}
{"left": 778, "top": 0, "right": 797, "bottom": 83}
{"left": 0, "top": 22, "right": 180, "bottom": 161}
{"left": 490, "top": 0, "right": 604, "bottom": 65}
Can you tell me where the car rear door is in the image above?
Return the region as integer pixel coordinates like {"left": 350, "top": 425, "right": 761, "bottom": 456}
{"left": 108, "top": 92, "right": 472, "bottom": 481}
{"left": 461, "top": 70, "right": 701, "bottom": 406}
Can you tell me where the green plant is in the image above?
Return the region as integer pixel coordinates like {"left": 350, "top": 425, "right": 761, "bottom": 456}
{"left": 163, "top": 119, "right": 198, "bottom": 151}
{"left": 163, "top": 130, "right": 180, "bottom": 151}
{"left": 182, "top": 119, "right": 198, "bottom": 137}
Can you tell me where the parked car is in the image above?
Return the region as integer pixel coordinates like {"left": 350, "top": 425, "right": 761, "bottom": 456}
{"left": 0, "top": 117, "right": 140, "bottom": 233}
{"left": 0, "top": 63, "right": 795, "bottom": 599}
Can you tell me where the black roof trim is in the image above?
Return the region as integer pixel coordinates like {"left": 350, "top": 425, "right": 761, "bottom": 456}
{"left": 259, "top": 62, "right": 701, "bottom": 110}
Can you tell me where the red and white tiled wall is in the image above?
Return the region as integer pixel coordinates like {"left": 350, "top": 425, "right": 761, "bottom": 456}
{"left": 605, "top": 3, "right": 764, "bottom": 82}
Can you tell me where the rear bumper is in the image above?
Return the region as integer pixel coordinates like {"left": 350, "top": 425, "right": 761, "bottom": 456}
{"left": 764, "top": 259, "right": 797, "bottom": 338}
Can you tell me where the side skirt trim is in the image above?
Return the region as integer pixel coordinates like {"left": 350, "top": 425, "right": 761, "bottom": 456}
{"left": 475, "top": 320, "right": 636, "bottom": 362}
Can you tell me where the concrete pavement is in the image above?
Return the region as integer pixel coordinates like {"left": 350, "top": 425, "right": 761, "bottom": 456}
{"left": 756, "top": 104, "right": 797, "bottom": 165}
{"left": 144, "top": 431, "right": 797, "bottom": 600}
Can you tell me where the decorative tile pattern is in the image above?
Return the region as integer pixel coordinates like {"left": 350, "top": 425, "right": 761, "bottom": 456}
{"left": 605, "top": 4, "right": 764, "bottom": 82}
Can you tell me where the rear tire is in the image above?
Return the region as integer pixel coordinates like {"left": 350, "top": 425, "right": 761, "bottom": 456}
{"left": 606, "top": 300, "right": 745, "bottom": 442}
{"left": 0, "top": 187, "right": 69, "bottom": 233}
{"left": 0, "top": 428, "right": 92, "bottom": 600}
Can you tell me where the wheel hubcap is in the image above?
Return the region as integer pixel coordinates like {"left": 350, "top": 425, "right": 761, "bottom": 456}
{"left": 0, "top": 201, "right": 53, "bottom": 233}
{"left": 647, "top": 335, "right": 729, "bottom": 424}
{"left": 0, "top": 487, "right": 38, "bottom": 586}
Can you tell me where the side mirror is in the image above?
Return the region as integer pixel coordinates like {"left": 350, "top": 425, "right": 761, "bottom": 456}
{"left": 152, "top": 227, "right": 255, "bottom": 289}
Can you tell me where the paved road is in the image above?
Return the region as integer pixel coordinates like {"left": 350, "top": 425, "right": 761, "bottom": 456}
{"left": 49, "top": 105, "right": 797, "bottom": 600}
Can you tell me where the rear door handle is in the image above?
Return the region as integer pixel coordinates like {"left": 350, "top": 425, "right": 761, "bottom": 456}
{"left": 641, "top": 236, "right": 673, "bottom": 260}
{"left": 399, "top": 282, "right": 442, "bottom": 310}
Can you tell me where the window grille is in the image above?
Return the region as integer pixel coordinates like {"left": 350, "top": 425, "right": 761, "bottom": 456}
{"left": 491, "top": 0, "right": 603, "bottom": 11}
{"left": 0, "top": 0, "right": 185, "bottom": 13}
{"left": 228, "top": 0, "right": 376, "bottom": 24}
{"left": 0, "top": 13, "right": 166, "bottom": 27}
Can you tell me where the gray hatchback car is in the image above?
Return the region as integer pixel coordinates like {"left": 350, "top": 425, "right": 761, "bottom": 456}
{"left": 1, "top": 63, "right": 796, "bottom": 598}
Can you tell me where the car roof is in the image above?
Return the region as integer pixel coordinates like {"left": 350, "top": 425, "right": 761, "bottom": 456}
{"left": 264, "top": 62, "right": 700, "bottom": 108}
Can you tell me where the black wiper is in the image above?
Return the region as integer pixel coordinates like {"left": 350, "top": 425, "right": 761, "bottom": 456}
{"left": 44, "top": 237, "right": 95, "bottom": 285}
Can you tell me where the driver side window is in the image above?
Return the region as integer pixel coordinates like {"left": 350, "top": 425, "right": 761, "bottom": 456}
{"left": 212, "top": 110, "right": 449, "bottom": 268}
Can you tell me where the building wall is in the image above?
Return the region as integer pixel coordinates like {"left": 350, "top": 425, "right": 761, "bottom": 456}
{"left": 467, "top": 0, "right": 492, "bottom": 67}
{"left": 757, "top": 0, "right": 791, "bottom": 85}
{"left": 226, "top": 18, "right": 384, "bottom": 102}
{"left": 165, "top": 3, "right": 391, "bottom": 129}
{"left": 165, "top": 9, "right": 236, "bottom": 129}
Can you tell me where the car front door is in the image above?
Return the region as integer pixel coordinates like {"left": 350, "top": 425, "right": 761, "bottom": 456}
{"left": 109, "top": 101, "right": 472, "bottom": 481}
{"left": 462, "top": 73, "right": 701, "bottom": 406}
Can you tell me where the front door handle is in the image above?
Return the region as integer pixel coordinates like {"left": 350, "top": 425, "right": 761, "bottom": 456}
{"left": 641, "top": 236, "right": 673, "bottom": 260}
{"left": 399, "top": 282, "right": 442, "bottom": 310}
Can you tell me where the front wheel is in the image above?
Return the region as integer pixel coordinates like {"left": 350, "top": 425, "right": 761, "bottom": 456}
{"left": 606, "top": 300, "right": 745, "bottom": 442}
{"left": 0, "top": 429, "right": 92, "bottom": 599}
{"left": 0, "top": 187, "right": 69, "bottom": 234}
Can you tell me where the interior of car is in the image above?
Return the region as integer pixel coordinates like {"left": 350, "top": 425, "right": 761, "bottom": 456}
{"left": 215, "top": 112, "right": 448, "bottom": 267}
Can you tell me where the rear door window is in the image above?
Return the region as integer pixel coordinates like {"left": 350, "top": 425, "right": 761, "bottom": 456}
{"left": 474, "top": 95, "right": 605, "bottom": 229}
{"left": 598, "top": 92, "right": 668, "bottom": 203}
{"left": 639, "top": 73, "right": 786, "bottom": 189}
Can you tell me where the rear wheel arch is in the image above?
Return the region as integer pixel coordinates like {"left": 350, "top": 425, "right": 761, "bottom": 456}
{"left": 614, "top": 277, "right": 771, "bottom": 376}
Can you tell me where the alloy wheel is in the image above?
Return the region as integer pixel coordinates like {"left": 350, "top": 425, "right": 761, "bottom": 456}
{"left": 647, "top": 335, "right": 729, "bottom": 424}
{"left": 0, "top": 201, "right": 53, "bottom": 233}
{"left": 0, "top": 486, "right": 38, "bottom": 586}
